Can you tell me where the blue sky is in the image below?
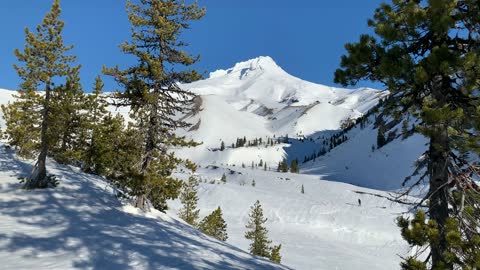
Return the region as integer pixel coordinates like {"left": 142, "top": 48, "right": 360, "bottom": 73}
{"left": 0, "top": 0, "right": 386, "bottom": 92}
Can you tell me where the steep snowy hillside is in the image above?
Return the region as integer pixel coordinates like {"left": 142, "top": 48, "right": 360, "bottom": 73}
{"left": 0, "top": 143, "right": 289, "bottom": 270}
{"left": 175, "top": 57, "right": 388, "bottom": 167}
{"left": 302, "top": 125, "right": 428, "bottom": 191}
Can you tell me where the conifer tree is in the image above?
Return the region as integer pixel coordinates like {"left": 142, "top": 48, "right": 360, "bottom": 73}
{"left": 270, "top": 244, "right": 282, "bottom": 264}
{"left": 301, "top": 184, "right": 304, "bottom": 194}
{"left": 220, "top": 173, "right": 227, "bottom": 183}
{"left": 376, "top": 125, "right": 386, "bottom": 148}
{"left": 290, "top": 159, "right": 299, "bottom": 173}
{"left": 89, "top": 114, "right": 127, "bottom": 176}
{"left": 280, "top": 159, "right": 288, "bottom": 173}
{"left": 49, "top": 65, "right": 84, "bottom": 164}
{"left": 198, "top": 207, "right": 228, "bottom": 242}
{"left": 335, "top": 1, "right": 480, "bottom": 268}
{"left": 401, "top": 119, "right": 409, "bottom": 139}
{"left": 178, "top": 176, "right": 200, "bottom": 226}
{"left": 103, "top": 0, "right": 205, "bottom": 211}
{"left": 245, "top": 200, "right": 272, "bottom": 258}
{"left": 220, "top": 141, "right": 225, "bottom": 151}
{"left": 12, "top": 0, "right": 77, "bottom": 188}
{"left": 1, "top": 90, "right": 42, "bottom": 158}
{"left": 81, "top": 76, "right": 111, "bottom": 174}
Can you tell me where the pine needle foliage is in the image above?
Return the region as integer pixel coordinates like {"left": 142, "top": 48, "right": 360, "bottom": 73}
{"left": 103, "top": 0, "right": 205, "bottom": 211}
{"left": 335, "top": 1, "right": 480, "bottom": 268}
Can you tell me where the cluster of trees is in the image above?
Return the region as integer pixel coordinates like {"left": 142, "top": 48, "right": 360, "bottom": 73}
{"left": 178, "top": 179, "right": 281, "bottom": 263}
{"left": 228, "top": 135, "right": 289, "bottom": 150}
{"left": 335, "top": 0, "right": 480, "bottom": 268}
{"left": 300, "top": 132, "right": 349, "bottom": 165}
{"left": 276, "top": 158, "right": 299, "bottom": 173}
{"left": 302, "top": 148, "right": 327, "bottom": 163}
{"left": 1, "top": 0, "right": 205, "bottom": 213}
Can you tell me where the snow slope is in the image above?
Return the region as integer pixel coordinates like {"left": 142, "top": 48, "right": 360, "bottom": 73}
{"left": 169, "top": 165, "right": 411, "bottom": 270}
{"left": 0, "top": 144, "right": 289, "bottom": 270}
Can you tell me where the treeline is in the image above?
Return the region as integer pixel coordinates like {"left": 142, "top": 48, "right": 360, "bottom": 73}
{"left": 218, "top": 135, "right": 290, "bottom": 151}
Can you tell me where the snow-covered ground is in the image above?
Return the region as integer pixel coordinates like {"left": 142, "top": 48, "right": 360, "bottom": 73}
{"left": 0, "top": 144, "right": 289, "bottom": 270}
{"left": 169, "top": 166, "right": 411, "bottom": 270}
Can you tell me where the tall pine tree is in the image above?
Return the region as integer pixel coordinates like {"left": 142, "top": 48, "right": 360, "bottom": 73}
{"left": 335, "top": 1, "right": 480, "bottom": 268}
{"left": 245, "top": 200, "right": 272, "bottom": 258}
{"left": 12, "top": 0, "right": 77, "bottom": 189}
{"left": 178, "top": 176, "right": 200, "bottom": 226}
{"left": 103, "top": 0, "right": 205, "bottom": 211}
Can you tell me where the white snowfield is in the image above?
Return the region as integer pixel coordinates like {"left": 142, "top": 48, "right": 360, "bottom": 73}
{"left": 169, "top": 166, "right": 411, "bottom": 270}
{"left": 0, "top": 145, "right": 290, "bottom": 270}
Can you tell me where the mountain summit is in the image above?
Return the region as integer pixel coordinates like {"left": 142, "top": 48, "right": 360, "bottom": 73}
{"left": 175, "top": 57, "right": 388, "bottom": 166}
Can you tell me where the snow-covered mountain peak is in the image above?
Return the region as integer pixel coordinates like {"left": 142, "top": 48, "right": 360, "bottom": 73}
{"left": 209, "top": 56, "right": 284, "bottom": 79}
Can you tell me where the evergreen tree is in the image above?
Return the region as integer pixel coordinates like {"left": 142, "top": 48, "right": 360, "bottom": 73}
{"left": 49, "top": 65, "right": 84, "bottom": 164}
{"left": 178, "top": 176, "right": 200, "bottom": 226}
{"left": 280, "top": 159, "right": 288, "bottom": 173}
{"left": 376, "top": 125, "right": 386, "bottom": 148}
{"left": 198, "top": 207, "right": 228, "bottom": 242}
{"left": 245, "top": 200, "right": 271, "bottom": 258}
{"left": 290, "top": 159, "right": 299, "bottom": 173}
{"left": 90, "top": 114, "right": 126, "bottom": 176}
{"left": 264, "top": 162, "right": 267, "bottom": 171}
{"left": 13, "top": 0, "right": 77, "bottom": 189}
{"left": 270, "top": 244, "right": 282, "bottom": 264}
{"left": 301, "top": 184, "right": 304, "bottom": 194}
{"left": 1, "top": 90, "right": 42, "bottom": 158}
{"left": 220, "top": 141, "right": 225, "bottom": 151}
{"left": 220, "top": 173, "right": 227, "bottom": 183}
{"left": 81, "top": 76, "right": 111, "bottom": 174}
{"left": 103, "top": 0, "right": 205, "bottom": 211}
{"left": 335, "top": 1, "right": 480, "bottom": 268}
{"left": 402, "top": 119, "right": 409, "bottom": 139}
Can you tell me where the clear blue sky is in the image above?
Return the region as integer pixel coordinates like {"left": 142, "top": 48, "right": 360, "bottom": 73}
{"left": 0, "top": 0, "right": 386, "bottom": 92}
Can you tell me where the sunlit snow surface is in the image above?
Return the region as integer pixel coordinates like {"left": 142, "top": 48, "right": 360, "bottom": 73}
{"left": 0, "top": 145, "right": 289, "bottom": 270}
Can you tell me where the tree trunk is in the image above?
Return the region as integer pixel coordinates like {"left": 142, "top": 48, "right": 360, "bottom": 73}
{"left": 428, "top": 127, "right": 451, "bottom": 269}
{"left": 135, "top": 105, "right": 158, "bottom": 211}
{"left": 24, "top": 84, "right": 51, "bottom": 189}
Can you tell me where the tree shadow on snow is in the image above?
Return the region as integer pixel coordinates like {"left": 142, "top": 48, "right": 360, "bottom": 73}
{"left": 0, "top": 146, "right": 286, "bottom": 270}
